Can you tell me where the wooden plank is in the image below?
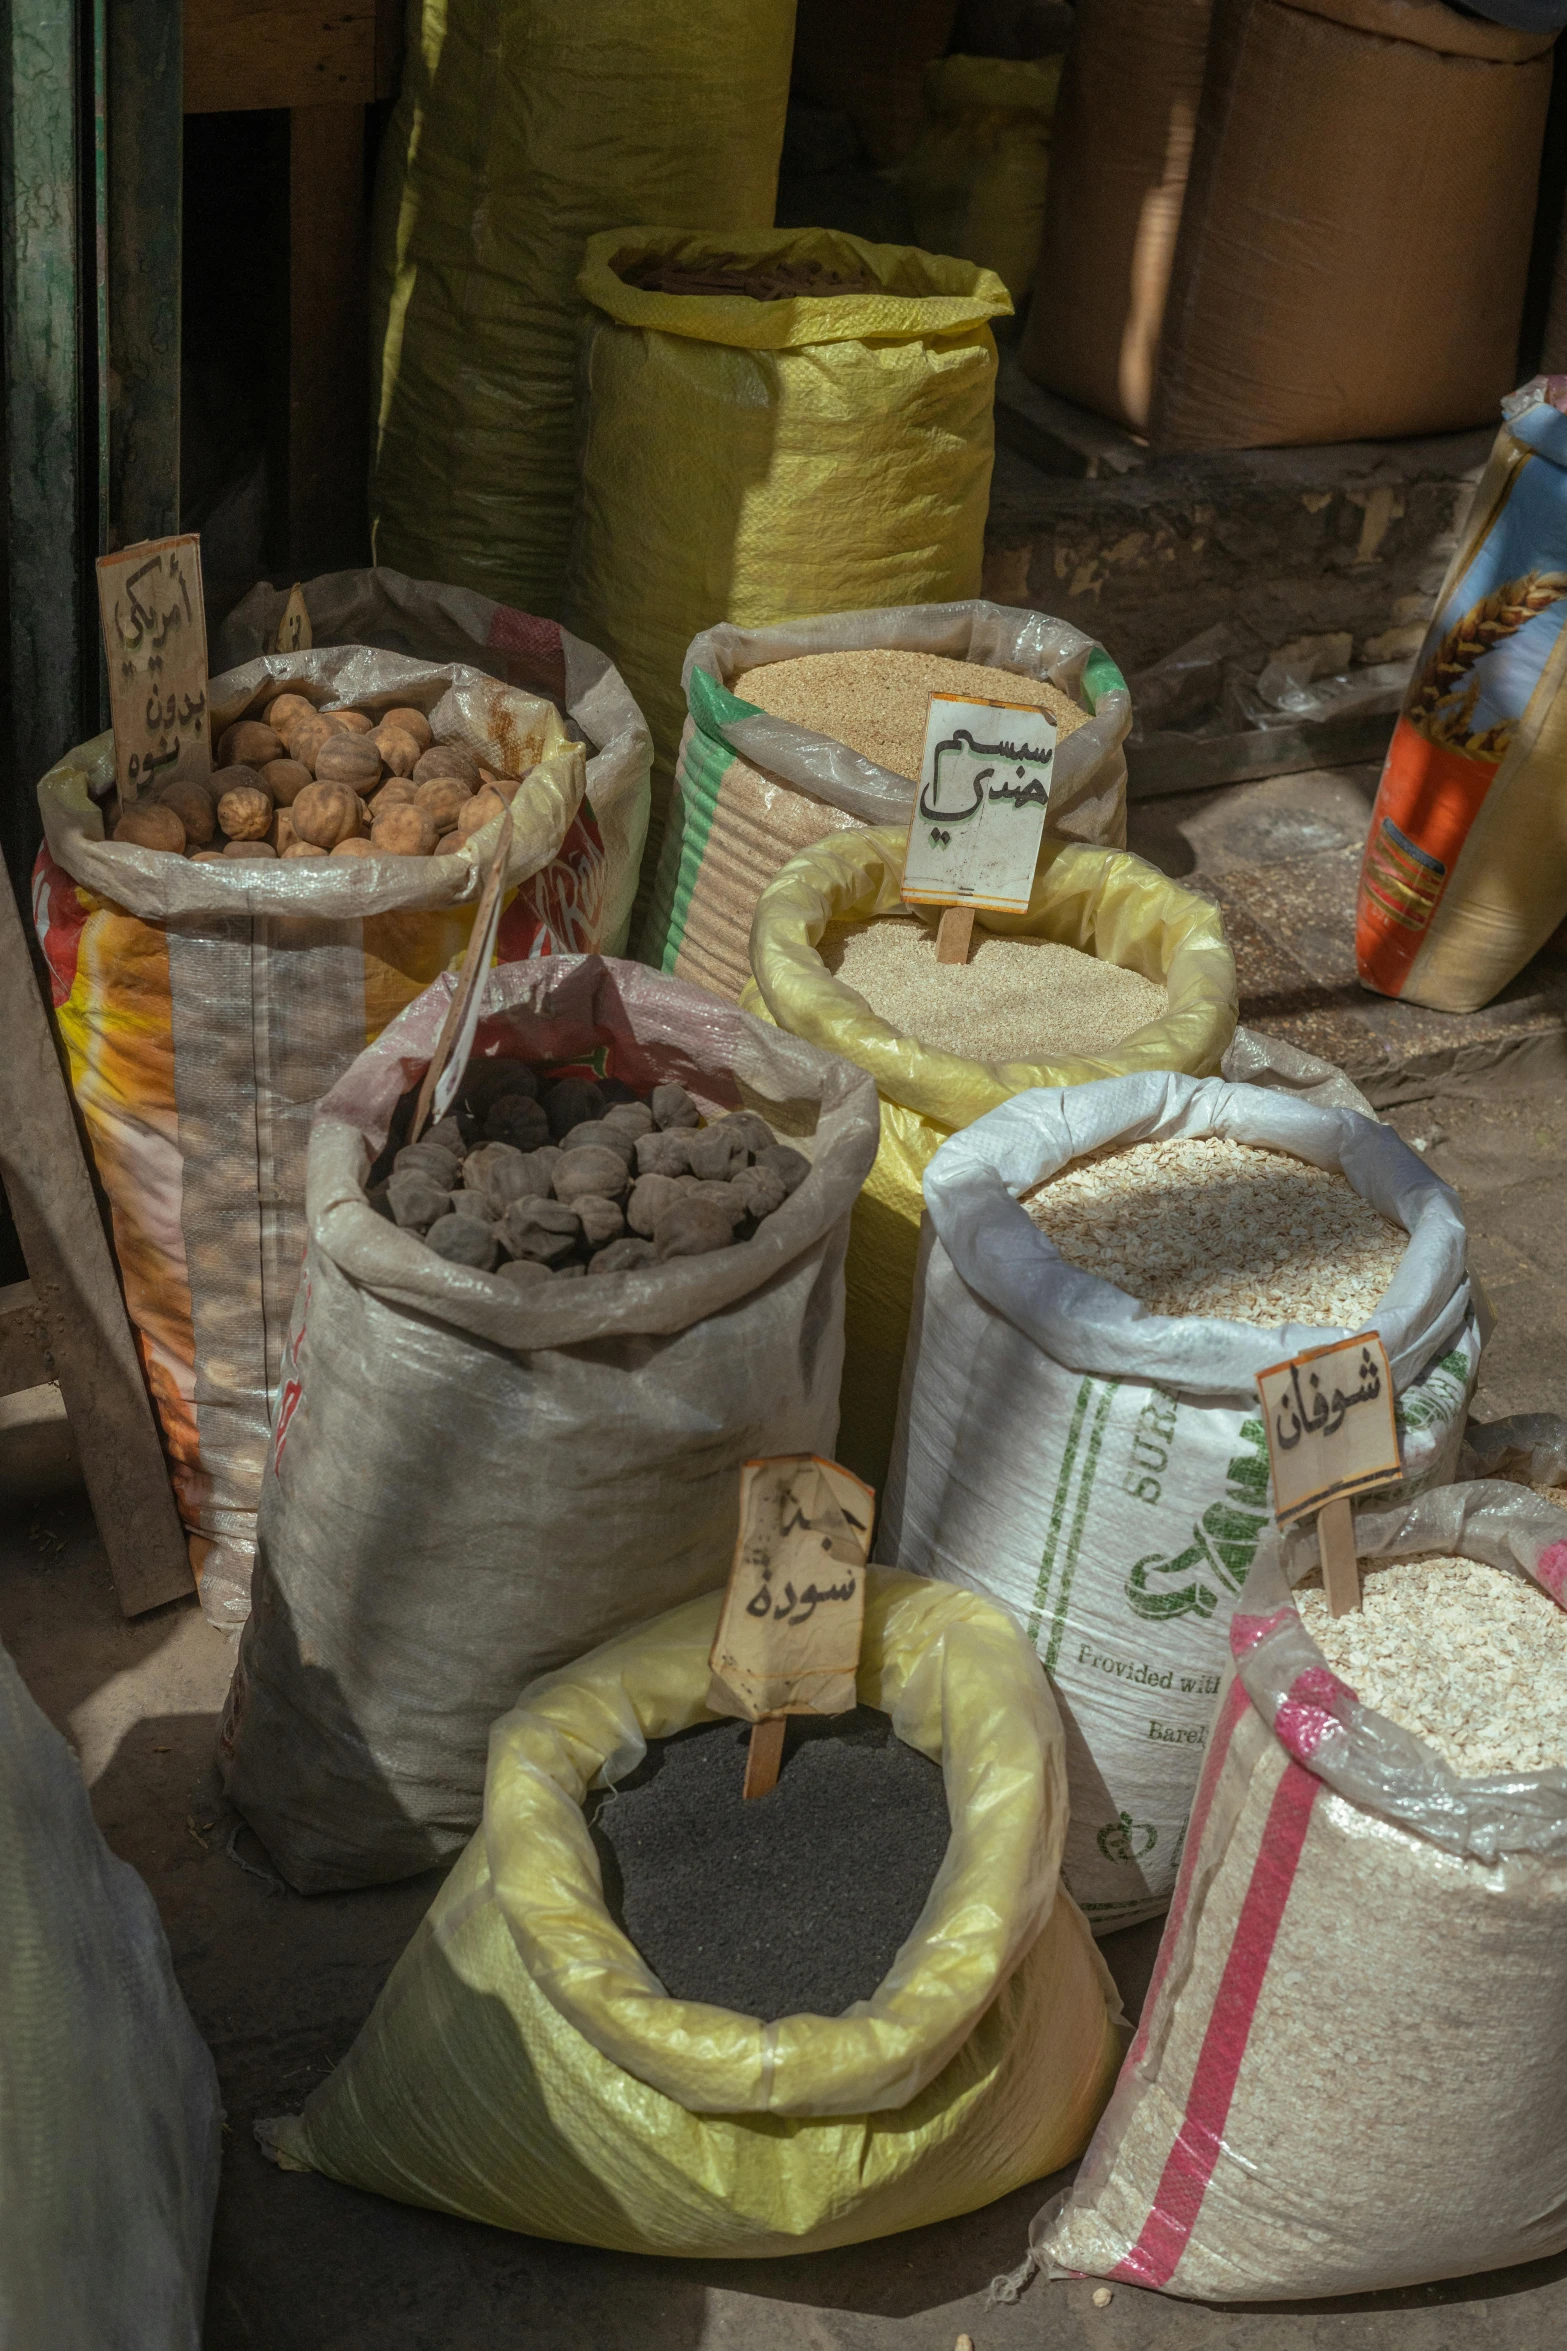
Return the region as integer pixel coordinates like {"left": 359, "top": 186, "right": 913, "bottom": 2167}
{"left": 374, "top": 0, "right": 402, "bottom": 99}
{"left": 108, "top": 0, "right": 182, "bottom": 547}
{"left": 0, "top": 0, "right": 87, "bottom": 893}
{"left": 1126, "top": 711, "right": 1398, "bottom": 802}
{"left": 184, "top": 0, "right": 375, "bottom": 114}
{"left": 288, "top": 101, "right": 368, "bottom": 572}
{"left": 0, "top": 881, "right": 192, "bottom": 1613}
{"left": 0, "top": 1279, "right": 51, "bottom": 1396}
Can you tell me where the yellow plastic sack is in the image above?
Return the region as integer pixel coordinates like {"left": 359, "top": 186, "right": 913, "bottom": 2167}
{"left": 743, "top": 829, "right": 1239, "bottom": 1487}
{"left": 368, "top": 0, "right": 795, "bottom": 617}
{"left": 565, "top": 228, "right": 1013, "bottom": 848}
{"left": 259, "top": 1571, "right": 1124, "bottom": 2256}
{"left": 901, "top": 56, "right": 1063, "bottom": 302}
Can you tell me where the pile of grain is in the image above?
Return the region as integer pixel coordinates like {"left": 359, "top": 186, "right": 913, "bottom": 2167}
{"left": 735, "top": 649, "right": 1087, "bottom": 782}
{"left": 1299, "top": 1553, "right": 1567, "bottom": 1777}
{"left": 1024, "top": 1134, "right": 1405, "bottom": 1327}
{"left": 821, "top": 918, "right": 1166, "bottom": 1062}
{"left": 588, "top": 1707, "right": 950, "bottom": 2020}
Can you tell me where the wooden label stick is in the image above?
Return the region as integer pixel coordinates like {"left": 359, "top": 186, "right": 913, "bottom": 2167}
{"left": 409, "top": 805, "right": 513, "bottom": 1143}
{"left": 96, "top": 535, "right": 211, "bottom": 805}
{"left": 1316, "top": 1495, "right": 1361, "bottom": 1619}
{"left": 901, "top": 688, "right": 1059, "bottom": 965}
{"left": 708, "top": 1455, "right": 876, "bottom": 1800}
{"left": 1255, "top": 1331, "right": 1401, "bottom": 1617}
{"left": 935, "top": 906, "right": 975, "bottom": 965}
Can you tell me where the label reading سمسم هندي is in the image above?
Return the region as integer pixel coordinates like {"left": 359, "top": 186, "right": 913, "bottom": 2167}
{"left": 1254, "top": 1331, "right": 1401, "bottom": 1524}
{"left": 901, "top": 691, "right": 1058, "bottom": 914}
{"left": 707, "top": 1456, "right": 875, "bottom": 1722}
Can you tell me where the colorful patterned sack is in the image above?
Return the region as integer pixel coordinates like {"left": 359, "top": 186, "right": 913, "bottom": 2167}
{"left": 35, "top": 645, "right": 601, "bottom": 1626}
{"left": 1358, "top": 384, "right": 1567, "bottom": 1011}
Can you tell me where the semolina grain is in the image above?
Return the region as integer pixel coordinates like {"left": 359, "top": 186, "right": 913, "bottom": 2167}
{"left": 1024, "top": 1134, "right": 1405, "bottom": 1328}
{"left": 821, "top": 917, "right": 1166, "bottom": 1062}
{"left": 735, "top": 650, "right": 1087, "bottom": 782}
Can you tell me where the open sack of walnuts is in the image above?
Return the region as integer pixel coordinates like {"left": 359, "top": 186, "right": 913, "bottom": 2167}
{"left": 32, "top": 643, "right": 608, "bottom": 1633}
{"left": 74, "top": 647, "right": 586, "bottom": 904}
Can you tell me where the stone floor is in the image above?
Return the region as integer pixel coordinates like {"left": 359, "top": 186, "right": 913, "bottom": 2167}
{"left": 1128, "top": 766, "right": 1567, "bottom": 1104}
{"left": 5, "top": 763, "right": 1567, "bottom": 2346}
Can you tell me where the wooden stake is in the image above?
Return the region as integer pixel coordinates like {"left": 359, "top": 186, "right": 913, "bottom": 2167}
{"left": 0, "top": 874, "right": 191, "bottom": 1613}
{"left": 1318, "top": 1494, "right": 1360, "bottom": 1618}
{"left": 410, "top": 807, "right": 513, "bottom": 1142}
{"left": 743, "top": 1717, "right": 786, "bottom": 1800}
{"left": 935, "top": 904, "right": 974, "bottom": 965}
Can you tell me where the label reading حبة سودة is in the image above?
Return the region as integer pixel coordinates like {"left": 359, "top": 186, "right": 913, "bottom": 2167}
{"left": 1254, "top": 1331, "right": 1401, "bottom": 1525}
{"left": 901, "top": 691, "right": 1058, "bottom": 915}
{"left": 707, "top": 1455, "right": 875, "bottom": 1721}
{"left": 96, "top": 535, "right": 212, "bottom": 805}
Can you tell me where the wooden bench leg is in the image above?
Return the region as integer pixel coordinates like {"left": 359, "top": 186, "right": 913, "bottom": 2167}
{"left": 289, "top": 102, "right": 369, "bottom": 575}
{"left": 0, "top": 878, "right": 193, "bottom": 1614}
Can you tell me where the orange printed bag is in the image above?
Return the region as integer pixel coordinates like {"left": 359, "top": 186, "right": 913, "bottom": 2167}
{"left": 1357, "top": 385, "right": 1567, "bottom": 1012}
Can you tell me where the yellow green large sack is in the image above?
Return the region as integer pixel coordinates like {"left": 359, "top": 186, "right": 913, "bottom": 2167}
{"left": 258, "top": 1572, "right": 1125, "bottom": 2256}
{"left": 900, "top": 55, "right": 1064, "bottom": 302}
{"left": 743, "top": 830, "right": 1238, "bottom": 1487}
{"left": 565, "top": 228, "right": 1013, "bottom": 852}
{"left": 368, "top": 0, "right": 795, "bottom": 617}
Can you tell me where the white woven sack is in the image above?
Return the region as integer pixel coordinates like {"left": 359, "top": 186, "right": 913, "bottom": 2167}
{"left": 221, "top": 954, "right": 880, "bottom": 1893}
{"left": 880, "top": 1071, "right": 1479, "bottom": 1933}
{"left": 0, "top": 1641, "right": 221, "bottom": 2346}
{"left": 1037, "top": 1481, "right": 1567, "bottom": 2301}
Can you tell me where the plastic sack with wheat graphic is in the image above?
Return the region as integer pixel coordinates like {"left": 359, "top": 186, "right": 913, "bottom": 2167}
{"left": 878, "top": 1075, "right": 1480, "bottom": 1935}
{"left": 1357, "top": 383, "right": 1567, "bottom": 1012}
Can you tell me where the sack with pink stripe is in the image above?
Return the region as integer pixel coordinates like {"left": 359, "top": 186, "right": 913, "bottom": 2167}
{"left": 1036, "top": 1479, "right": 1567, "bottom": 2300}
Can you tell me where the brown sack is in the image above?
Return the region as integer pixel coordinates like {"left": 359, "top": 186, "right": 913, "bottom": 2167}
{"left": 1152, "top": 0, "right": 1554, "bottom": 451}
{"left": 1021, "top": 0, "right": 1212, "bottom": 433}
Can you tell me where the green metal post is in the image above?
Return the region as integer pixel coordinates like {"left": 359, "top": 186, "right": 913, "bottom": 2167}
{"left": 106, "top": 0, "right": 180, "bottom": 549}
{"left": 0, "top": 0, "right": 85, "bottom": 887}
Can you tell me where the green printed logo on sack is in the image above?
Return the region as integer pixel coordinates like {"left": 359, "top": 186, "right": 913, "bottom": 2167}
{"left": 1125, "top": 1420, "right": 1270, "bottom": 1623}
{"left": 1096, "top": 1811, "right": 1157, "bottom": 1865}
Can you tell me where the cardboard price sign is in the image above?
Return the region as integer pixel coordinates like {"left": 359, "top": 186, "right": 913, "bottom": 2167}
{"left": 1256, "top": 1331, "right": 1401, "bottom": 1618}
{"left": 708, "top": 1455, "right": 875, "bottom": 1796}
{"left": 901, "top": 691, "right": 1058, "bottom": 918}
{"left": 96, "top": 536, "right": 212, "bottom": 804}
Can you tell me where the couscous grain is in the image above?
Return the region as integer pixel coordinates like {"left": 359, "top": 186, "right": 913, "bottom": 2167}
{"left": 821, "top": 918, "right": 1166, "bottom": 1062}
{"left": 735, "top": 650, "right": 1087, "bottom": 782}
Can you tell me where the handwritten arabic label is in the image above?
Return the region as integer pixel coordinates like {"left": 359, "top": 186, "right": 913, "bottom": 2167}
{"left": 1255, "top": 1332, "right": 1401, "bottom": 1524}
{"left": 97, "top": 536, "right": 212, "bottom": 805}
{"left": 273, "top": 583, "right": 312, "bottom": 654}
{"left": 900, "top": 691, "right": 1058, "bottom": 915}
{"left": 707, "top": 1455, "right": 875, "bottom": 1721}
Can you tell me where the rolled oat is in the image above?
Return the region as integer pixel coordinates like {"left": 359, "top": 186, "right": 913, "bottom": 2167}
{"left": 1298, "top": 1553, "right": 1567, "bottom": 1778}
{"left": 1024, "top": 1134, "right": 1405, "bottom": 1329}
